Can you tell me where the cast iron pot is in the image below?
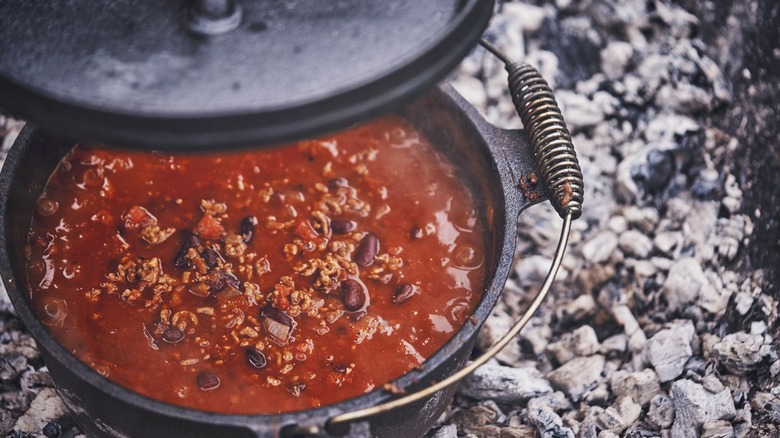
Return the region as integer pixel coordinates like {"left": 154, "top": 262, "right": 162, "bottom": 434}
{"left": 0, "top": 83, "right": 582, "bottom": 437}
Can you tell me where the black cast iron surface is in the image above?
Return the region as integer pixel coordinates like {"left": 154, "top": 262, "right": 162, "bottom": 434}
{"left": 0, "top": 86, "right": 546, "bottom": 437}
{"left": 0, "top": 0, "right": 494, "bottom": 151}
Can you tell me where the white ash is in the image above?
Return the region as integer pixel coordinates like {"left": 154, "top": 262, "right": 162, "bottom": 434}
{"left": 643, "top": 319, "right": 696, "bottom": 382}
{"left": 609, "top": 369, "right": 661, "bottom": 407}
{"left": 671, "top": 379, "right": 737, "bottom": 438}
{"left": 647, "top": 393, "right": 675, "bottom": 429}
{"left": 596, "top": 395, "right": 642, "bottom": 434}
{"left": 459, "top": 361, "right": 552, "bottom": 403}
{"left": 701, "top": 419, "right": 735, "bottom": 438}
{"left": 545, "top": 325, "right": 599, "bottom": 365}
{"left": 438, "top": 0, "right": 775, "bottom": 436}
{"left": 12, "top": 388, "right": 68, "bottom": 435}
{"left": 712, "top": 332, "right": 772, "bottom": 375}
{"left": 0, "top": 1, "right": 777, "bottom": 437}
{"left": 525, "top": 395, "right": 574, "bottom": 438}
{"left": 547, "top": 355, "right": 605, "bottom": 402}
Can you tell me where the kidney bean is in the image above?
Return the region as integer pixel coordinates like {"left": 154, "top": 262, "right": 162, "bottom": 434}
{"left": 331, "top": 219, "right": 356, "bottom": 235}
{"left": 393, "top": 283, "right": 417, "bottom": 304}
{"left": 246, "top": 348, "right": 267, "bottom": 369}
{"left": 239, "top": 216, "right": 258, "bottom": 243}
{"left": 204, "top": 270, "right": 240, "bottom": 294}
{"left": 354, "top": 233, "right": 379, "bottom": 266}
{"left": 341, "top": 279, "right": 367, "bottom": 312}
{"left": 260, "top": 305, "right": 294, "bottom": 327}
{"left": 162, "top": 327, "right": 185, "bottom": 344}
{"left": 260, "top": 305, "right": 296, "bottom": 344}
{"left": 196, "top": 371, "right": 220, "bottom": 391}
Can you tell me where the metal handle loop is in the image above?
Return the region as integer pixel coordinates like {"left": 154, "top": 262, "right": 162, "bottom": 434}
{"left": 284, "top": 39, "right": 584, "bottom": 438}
{"left": 322, "top": 212, "right": 573, "bottom": 436}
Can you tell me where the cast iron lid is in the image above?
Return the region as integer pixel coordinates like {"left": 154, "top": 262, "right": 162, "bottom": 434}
{"left": 0, "top": 0, "right": 494, "bottom": 151}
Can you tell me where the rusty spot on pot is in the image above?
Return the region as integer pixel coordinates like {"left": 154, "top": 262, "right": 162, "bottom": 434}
{"left": 561, "top": 181, "right": 573, "bottom": 206}
{"left": 518, "top": 172, "right": 542, "bottom": 201}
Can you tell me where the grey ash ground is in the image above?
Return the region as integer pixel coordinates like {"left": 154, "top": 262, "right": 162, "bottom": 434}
{"left": 440, "top": 0, "right": 779, "bottom": 437}
{"left": 1, "top": 0, "right": 779, "bottom": 437}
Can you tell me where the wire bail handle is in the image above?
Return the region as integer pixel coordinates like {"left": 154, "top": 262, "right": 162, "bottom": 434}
{"left": 287, "top": 39, "right": 584, "bottom": 438}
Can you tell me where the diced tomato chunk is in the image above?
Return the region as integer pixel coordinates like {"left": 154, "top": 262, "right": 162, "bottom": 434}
{"left": 194, "top": 214, "right": 225, "bottom": 241}
{"left": 292, "top": 217, "right": 320, "bottom": 240}
{"left": 122, "top": 205, "right": 157, "bottom": 229}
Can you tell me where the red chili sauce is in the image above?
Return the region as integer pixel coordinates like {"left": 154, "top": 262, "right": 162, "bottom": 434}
{"left": 25, "top": 117, "right": 486, "bottom": 414}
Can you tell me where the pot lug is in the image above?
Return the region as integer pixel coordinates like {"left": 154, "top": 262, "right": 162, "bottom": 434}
{"left": 484, "top": 127, "right": 548, "bottom": 217}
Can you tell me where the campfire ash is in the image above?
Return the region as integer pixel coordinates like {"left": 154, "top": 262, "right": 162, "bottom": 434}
{"left": 1, "top": 0, "right": 779, "bottom": 437}
{"left": 440, "top": 0, "right": 779, "bottom": 437}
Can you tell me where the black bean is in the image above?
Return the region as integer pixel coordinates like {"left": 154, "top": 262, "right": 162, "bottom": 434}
{"left": 246, "top": 349, "right": 267, "bottom": 369}
{"left": 218, "top": 285, "right": 243, "bottom": 300}
{"left": 410, "top": 226, "right": 424, "bottom": 239}
{"left": 393, "top": 284, "right": 417, "bottom": 304}
{"left": 173, "top": 251, "right": 191, "bottom": 269}
{"left": 202, "top": 247, "right": 220, "bottom": 268}
{"left": 341, "top": 279, "right": 367, "bottom": 312}
{"left": 173, "top": 231, "right": 201, "bottom": 269}
{"left": 331, "top": 219, "right": 356, "bottom": 235}
{"left": 42, "top": 422, "right": 62, "bottom": 438}
{"left": 196, "top": 371, "right": 220, "bottom": 391}
{"left": 354, "top": 233, "right": 379, "bottom": 266}
{"left": 162, "top": 327, "right": 185, "bottom": 344}
{"left": 240, "top": 216, "right": 258, "bottom": 243}
{"left": 183, "top": 233, "right": 202, "bottom": 249}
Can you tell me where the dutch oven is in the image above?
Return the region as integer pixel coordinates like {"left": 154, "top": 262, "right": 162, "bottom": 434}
{"left": 0, "top": 1, "right": 583, "bottom": 437}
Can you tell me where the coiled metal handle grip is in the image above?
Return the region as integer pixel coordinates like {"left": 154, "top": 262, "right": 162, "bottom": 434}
{"left": 481, "top": 40, "right": 584, "bottom": 220}
{"left": 507, "top": 63, "right": 583, "bottom": 219}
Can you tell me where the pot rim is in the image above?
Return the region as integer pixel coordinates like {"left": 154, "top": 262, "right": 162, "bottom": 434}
{"left": 0, "top": 85, "right": 525, "bottom": 430}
